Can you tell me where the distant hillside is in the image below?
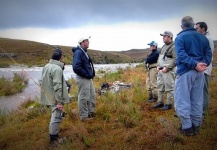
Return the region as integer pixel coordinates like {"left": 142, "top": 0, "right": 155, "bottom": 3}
{"left": 0, "top": 37, "right": 216, "bottom": 67}
{"left": 0, "top": 38, "right": 143, "bottom": 67}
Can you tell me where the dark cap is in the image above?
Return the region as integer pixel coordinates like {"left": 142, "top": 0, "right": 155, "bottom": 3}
{"left": 52, "top": 48, "right": 62, "bottom": 60}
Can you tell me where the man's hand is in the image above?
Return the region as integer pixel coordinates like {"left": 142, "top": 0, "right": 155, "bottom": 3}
{"left": 57, "top": 104, "right": 63, "bottom": 110}
{"left": 161, "top": 67, "right": 168, "bottom": 73}
{"left": 195, "top": 62, "right": 207, "bottom": 72}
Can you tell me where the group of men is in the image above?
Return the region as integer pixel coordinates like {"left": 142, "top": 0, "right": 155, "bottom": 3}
{"left": 145, "top": 16, "right": 214, "bottom": 136}
{"left": 39, "top": 16, "right": 214, "bottom": 144}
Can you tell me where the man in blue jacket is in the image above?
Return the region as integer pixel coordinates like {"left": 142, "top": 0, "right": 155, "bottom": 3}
{"left": 72, "top": 36, "right": 96, "bottom": 121}
{"left": 174, "top": 16, "right": 212, "bottom": 136}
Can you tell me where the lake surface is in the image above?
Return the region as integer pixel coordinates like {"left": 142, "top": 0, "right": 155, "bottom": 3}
{"left": 0, "top": 63, "right": 140, "bottom": 112}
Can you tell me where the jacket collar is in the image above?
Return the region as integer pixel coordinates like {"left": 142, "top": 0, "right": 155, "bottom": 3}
{"left": 49, "top": 59, "right": 64, "bottom": 69}
{"left": 177, "top": 27, "right": 196, "bottom": 35}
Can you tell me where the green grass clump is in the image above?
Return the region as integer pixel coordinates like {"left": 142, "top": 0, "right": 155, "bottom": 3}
{"left": 0, "top": 73, "right": 28, "bottom": 96}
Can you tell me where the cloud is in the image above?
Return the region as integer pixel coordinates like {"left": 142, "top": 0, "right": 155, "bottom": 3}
{"left": 1, "top": 0, "right": 216, "bottom": 29}
{"left": 0, "top": 0, "right": 217, "bottom": 51}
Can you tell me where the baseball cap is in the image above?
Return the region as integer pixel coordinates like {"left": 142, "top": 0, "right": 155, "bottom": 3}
{"left": 78, "top": 36, "right": 91, "bottom": 44}
{"left": 147, "top": 41, "right": 158, "bottom": 46}
{"left": 52, "top": 48, "right": 62, "bottom": 60}
{"left": 160, "top": 31, "right": 173, "bottom": 37}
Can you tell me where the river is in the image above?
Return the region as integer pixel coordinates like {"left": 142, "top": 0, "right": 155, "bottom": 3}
{"left": 0, "top": 63, "right": 140, "bottom": 112}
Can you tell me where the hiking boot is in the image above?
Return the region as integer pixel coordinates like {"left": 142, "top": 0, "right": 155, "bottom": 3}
{"left": 147, "top": 98, "right": 157, "bottom": 103}
{"left": 50, "top": 134, "right": 66, "bottom": 145}
{"left": 50, "top": 134, "right": 58, "bottom": 144}
{"left": 161, "top": 104, "right": 172, "bottom": 110}
{"left": 152, "top": 103, "right": 164, "bottom": 109}
{"left": 146, "top": 91, "right": 153, "bottom": 101}
{"left": 192, "top": 123, "right": 200, "bottom": 134}
{"left": 88, "top": 112, "right": 96, "bottom": 118}
{"left": 180, "top": 127, "right": 195, "bottom": 136}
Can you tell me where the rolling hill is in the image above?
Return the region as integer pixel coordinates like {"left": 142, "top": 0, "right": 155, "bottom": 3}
{"left": 0, "top": 37, "right": 216, "bottom": 67}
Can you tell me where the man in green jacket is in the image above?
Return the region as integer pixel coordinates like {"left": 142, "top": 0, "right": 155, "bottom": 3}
{"left": 39, "top": 48, "right": 70, "bottom": 144}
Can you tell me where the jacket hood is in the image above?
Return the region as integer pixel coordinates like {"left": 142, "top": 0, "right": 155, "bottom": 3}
{"left": 72, "top": 46, "right": 80, "bottom": 53}
{"left": 49, "top": 59, "right": 64, "bottom": 69}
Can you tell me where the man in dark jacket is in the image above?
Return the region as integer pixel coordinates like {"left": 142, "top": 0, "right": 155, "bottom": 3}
{"left": 145, "top": 41, "right": 159, "bottom": 103}
{"left": 72, "top": 36, "right": 96, "bottom": 121}
{"left": 174, "top": 16, "right": 212, "bottom": 136}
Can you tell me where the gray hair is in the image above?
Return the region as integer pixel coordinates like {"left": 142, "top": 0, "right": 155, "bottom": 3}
{"left": 181, "top": 16, "right": 194, "bottom": 28}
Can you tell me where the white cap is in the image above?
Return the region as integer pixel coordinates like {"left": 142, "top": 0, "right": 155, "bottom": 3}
{"left": 78, "top": 36, "right": 91, "bottom": 44}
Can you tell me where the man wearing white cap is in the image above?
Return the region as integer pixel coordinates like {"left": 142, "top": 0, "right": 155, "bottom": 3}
{"left": 72, "top": 36, "right": 96, "bottom": 121}
{"left": 152, "top": 31, "right": 176, "bottom": 110}
{"left": 145, "top": 41, "right": 159, "bottom": 103}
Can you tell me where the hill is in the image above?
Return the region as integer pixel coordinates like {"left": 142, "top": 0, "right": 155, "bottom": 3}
{"left": 0, "top": 37, "right": 216, "bottom": 67}
{"left": 0, "top": 38, "right": 145, "bottom": 67}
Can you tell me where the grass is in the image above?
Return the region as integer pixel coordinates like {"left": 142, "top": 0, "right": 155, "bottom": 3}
{"left": 0, "top": 73, "right": 28, "bottom": 96}
{"left": 0, "top": 65, "right": 217, "bottom": 150}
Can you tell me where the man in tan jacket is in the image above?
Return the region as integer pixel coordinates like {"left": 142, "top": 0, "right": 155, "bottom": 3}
{"left": 152, "top": 31, "right": 176, "bottom": 110}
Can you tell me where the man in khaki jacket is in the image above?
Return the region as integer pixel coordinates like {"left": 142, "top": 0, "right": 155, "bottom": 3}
{"left": 39, "top": 48, "right": 70, "bottom": 144}
{"left": 152, "top": 31, "right": 176, "bottom": 110}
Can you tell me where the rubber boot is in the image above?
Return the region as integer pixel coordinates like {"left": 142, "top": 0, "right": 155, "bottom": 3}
{"left": 146, "top": 91, "right": 153, "bottom": 101}
{"left": 50, "top": 134, "right": 58, "bottom": 144}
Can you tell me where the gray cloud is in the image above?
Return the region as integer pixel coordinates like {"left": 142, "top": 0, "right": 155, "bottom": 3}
{"left": 0, "top": 0, "right": 216, "bottom": 29}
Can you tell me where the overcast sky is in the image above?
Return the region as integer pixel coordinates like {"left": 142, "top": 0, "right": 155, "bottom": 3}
{"left": 0, "top": 0, "right": 217, "bottom": 51}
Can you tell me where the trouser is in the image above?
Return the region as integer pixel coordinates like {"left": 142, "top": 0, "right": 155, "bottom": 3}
{"left": 203, "top": 74, "right": 210, "bottom": 114}
{"left": 49, "top": 106, "right": 63, "bottom": 135}
{"left": 146, "top": 68, "right": 158, "bottom": 98}
{"left": 157, "top": 71, "right": 175, "bottom": 104}
{"left": 75, "top": 78, "right": 96, "bottom": 120}
{"left": 174, "top": 70, "right": 204, "bottom": 129}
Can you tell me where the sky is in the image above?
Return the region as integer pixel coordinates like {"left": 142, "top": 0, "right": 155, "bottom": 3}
{"left": 0, "top": 0, "right": 217, "bottom": 51}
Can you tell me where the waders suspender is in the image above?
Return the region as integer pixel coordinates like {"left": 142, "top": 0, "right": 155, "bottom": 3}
{"left": 162, "top": 43, "right": 174, "bottom": 60}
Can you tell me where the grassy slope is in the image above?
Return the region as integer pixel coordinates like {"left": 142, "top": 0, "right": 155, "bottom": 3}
{"left": 1, "top": 38, "right": 216, "bottom": 66}
{"left": 0, "top": 38, "right": 138, "bottom": 67}
{"left": 0, "top": 65, "right": 217, "bottom": 150}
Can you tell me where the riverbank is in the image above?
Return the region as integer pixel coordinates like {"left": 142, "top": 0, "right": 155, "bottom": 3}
{"left": 0, "top": 63, "right": 140, "bottom": 111}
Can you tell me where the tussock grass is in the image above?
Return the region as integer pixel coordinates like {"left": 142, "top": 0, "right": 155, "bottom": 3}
{"left": 0, "top": 73, "right": 28, "bottom": 96}
{"left": 0, "top": 66, "right": 217, "bottom": 149}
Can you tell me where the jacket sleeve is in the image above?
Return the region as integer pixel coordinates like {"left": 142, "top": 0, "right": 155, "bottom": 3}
{"left": 53, "top": 68, "right": 63, "bottom": 104}
{"left": 201, "top": 38, "right": 212, "bottom": 66}
{"left": 175, "top": 37, "right": 197, "bottom": 69}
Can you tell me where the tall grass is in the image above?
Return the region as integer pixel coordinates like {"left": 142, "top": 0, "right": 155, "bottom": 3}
{"left": 0, "top": 66, "right": 217, "bottom": 149}
{"left": 0, "top": 73, "right": 28, "bottom": 96}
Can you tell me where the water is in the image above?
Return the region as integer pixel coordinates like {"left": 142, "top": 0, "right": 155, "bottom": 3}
{"left": 0, "top": 63, "right": 139, "bottom": 111}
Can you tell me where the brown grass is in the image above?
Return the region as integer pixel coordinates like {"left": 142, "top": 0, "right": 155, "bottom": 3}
{"left": 0, "top": 65, "right": 217, "bottom": 150}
